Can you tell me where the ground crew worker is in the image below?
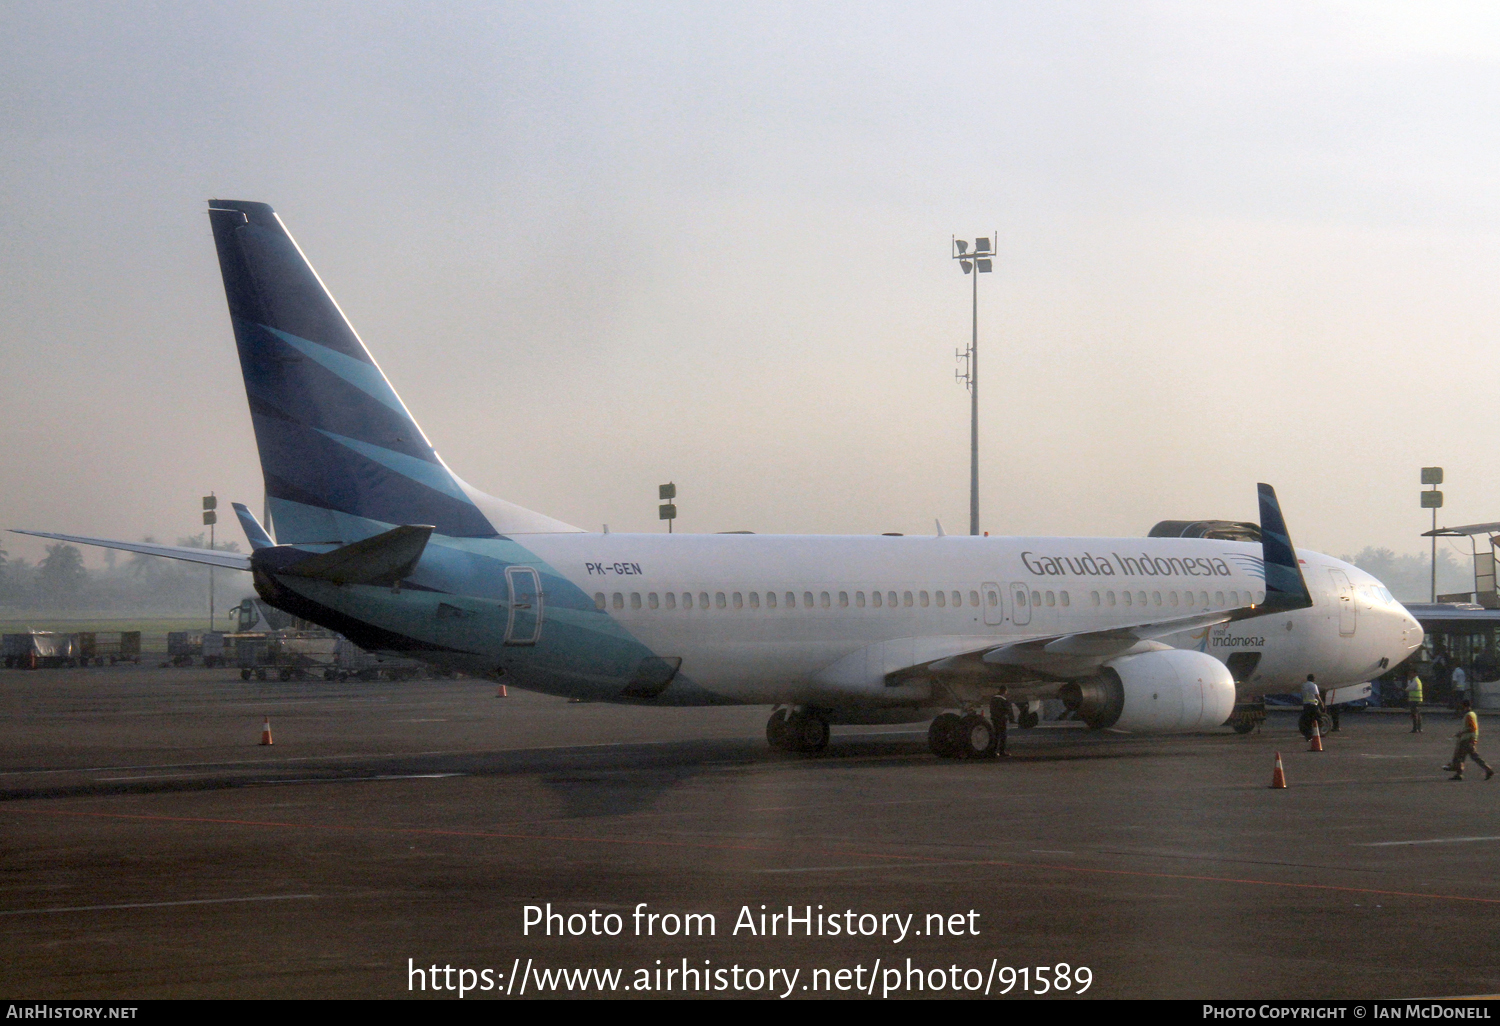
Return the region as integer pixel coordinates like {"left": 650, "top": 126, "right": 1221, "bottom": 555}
{"left": 1407, "top": 669, "right": 1424, "bottom": 733}
{"left": 1299, "top": 673, "right": 1323, "bottom": 738}
{"left": 1323, "top": 688, "right": 1342, "bottom": 733}
{"left": 1444, "top": 699, "right": 1494, "bottom": 781}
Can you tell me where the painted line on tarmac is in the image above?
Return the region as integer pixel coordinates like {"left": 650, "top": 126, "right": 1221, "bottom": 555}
{"left": 246, "top": 773, "right": 465, "bottom": 785}
{"left": 1356, "top": 836, "right": 1500, "bottom": 847}
{"left": 755, "top": 861, "right": 985, "bottom": 874}
{"left": 0, "top": 737, "right": 757, "bottom": 778}
{"left": 10, "top": 805, "right": 1500, "bottom": 907}
{"left": 0, "top": 894, "right": 317, "bottom": 916}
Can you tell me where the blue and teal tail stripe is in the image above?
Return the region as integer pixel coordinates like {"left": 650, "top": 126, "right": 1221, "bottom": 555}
{"left": 207, "top": 200, "right": 496, "bottom": 543}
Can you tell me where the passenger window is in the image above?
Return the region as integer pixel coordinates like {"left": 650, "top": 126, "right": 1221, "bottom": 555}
{"left": 1200, "top": 591, "right": 1209, "bottom": 607}
{"left": 666, "top": 593, "right": 677, "bottom": 610}
{"left": 888, "top": 591, "right": 898, "bottom": 608}
{"left": 716, "top": 593, "right": 727, "bottom": 609}
{"left": 613, "top": 593, "right": 624, "bottom": 610}
{"left": 732, "top": 592, "right": 743, "bottom": 609}
{"left": 969, "top": 591, "right": 980, "bottom": 606}
{"left": 1107, "top": 591, "right": 1116, "bottom": 606}
{"left": 750, "top": 592, "right": 760, "bottom": 609}
{"left": 1016, "top": 590, "right": 1027, "bottom": 607}
{"left": 1045, "top": 591, "right": 1055, "bottom": 607}
{"left": 1031, "top": 590, "right": 1041, "bottom": 606}
{"left": 1230, "top": 590, "right": 1239, "bottom": 605}
{"left": 805, "top": 592, "right": 815, "bottom": 608}
{"left": 952, "top": 591, "right": 962, "bottom": 607}
{"left": 683, "top": 593, "right": 693, "bottom": 609}
{"left": 700, "top": 592, "right": 710, "bottom": 609}
{"left": 903, "top": 591, "right": 914, "bottom": 608}
{"left": 786, "top": 592, "right": 796, "bottom": 608}
{"left": 630, "top": 593, "right": 642, "bottom": 609}
{"left": 936, "top": 591, "right": 946, "bottom": 608}
{"left": 820, "top": 592, "right": 831, "bottom": 609}
{"left": 1255, "top": 590, "right": 1265, "bottom": 604}
{"left": 1060, "top": 591, "right": 1070, "bottom": 607}
{"left": 1168, "top": 592, "right": 1178, "bottom": 608}
{"left": 856, "top": 592, "right": 866, "bottom": 608}
{"left": 1137, "top": 591, "right": 1147, "bottom": 606}
{"left": 839, "top": 591, "right": 849, "bottom": 608}
{"left": 1091, "top": 591, "right": 1100, "bottom": 606}
{"left": 1215, "top": 591, "right": 1224, "bottom": 606}
{"left": 648, "top": 593, "right": 659, "bottom": 609}
{"left": 919, "top": 591, "right": 929, "bottom": 607}
{"left": 594, "top": 593, "right": 606, "bottom": 609}
{"left": 1123, "top": 591, "right": 1132, "bottom": 606}
{"left": 1152, "top": 591, "right": 1162, "bottom": 606}
{"left": 767, "top": 592, "right": 777, "bottom": 609}
{"left": 872, "top": 591, "right": 883, "bottom": 608}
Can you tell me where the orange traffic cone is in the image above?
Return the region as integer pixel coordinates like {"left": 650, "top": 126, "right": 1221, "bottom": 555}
{"left": 1309, "top": 719, "right": 1324, "bottom": 752}
{"left": 496, "top": 685, "right": 508, "bottom": 698}
{"left": 259, "top": 717, "right": 273, "bottom": 746}
{"left": 1270, "top": 751, "right": 1287, "bottom": 788}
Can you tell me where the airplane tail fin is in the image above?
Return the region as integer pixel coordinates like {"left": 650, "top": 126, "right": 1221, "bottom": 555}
{"left": 1256, "top": 483, "right": 1313, "bottom": 612}
{"left": 206, "top": 200, "right": 578, "bottom": 544}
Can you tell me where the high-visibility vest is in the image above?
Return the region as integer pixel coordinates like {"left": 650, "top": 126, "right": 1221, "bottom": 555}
{"left": 1463, "top": 711, "right": 1480, "bottom": 741}
{"left": 1408, "top": 676, "right": 1423, "bottom": 702}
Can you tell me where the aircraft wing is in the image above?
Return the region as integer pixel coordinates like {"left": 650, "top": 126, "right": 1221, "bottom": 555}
{"left": 922, "top": 482, "right": 1313, "bottom": 683}
{"left": 9, "top": 530, "right": 252, "bottom": 572}
{"left": 925, "top": 607, "right": 1238, "bottom": 681}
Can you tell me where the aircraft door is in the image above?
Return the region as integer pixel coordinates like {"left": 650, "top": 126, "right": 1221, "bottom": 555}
{"left": 505, "top": 566, "right": 543, "bottom": 645}
{"left": 1007, "top": 583, "right": 1029, "bottom": 626}
{"left": 982, "top": 582, "right": 1004, "bottom": 625}
{"left": 1328, "top": 569, "right": 1356, "bottom": 637}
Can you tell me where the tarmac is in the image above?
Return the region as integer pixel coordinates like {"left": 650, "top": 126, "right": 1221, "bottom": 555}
{"left": 3, "top": 665, "right": 1499, "bottom": 999}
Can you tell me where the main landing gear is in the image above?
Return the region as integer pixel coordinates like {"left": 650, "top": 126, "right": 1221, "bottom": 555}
{"left": 929, "top": 696, "right": 1016, "bottom": 760}
{"left": 767, "top": 707, "right": 830, "bottom": 753}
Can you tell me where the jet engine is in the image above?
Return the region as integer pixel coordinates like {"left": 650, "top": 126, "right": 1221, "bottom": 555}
{"left": 1059, "top": 649, "right": 1236, "bottom": 732}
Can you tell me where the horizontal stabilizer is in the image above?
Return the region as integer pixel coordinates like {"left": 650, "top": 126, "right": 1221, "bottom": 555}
{"left": 279, "top": 525, "right": 433, "bottom": 586}
{"left": 9, "top": 530, "right": 251, "bottom": 571}
{"left": 232, "top": 503, "right": 275, "bottom": 550}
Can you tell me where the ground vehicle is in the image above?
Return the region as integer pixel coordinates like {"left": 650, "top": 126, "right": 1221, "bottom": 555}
{"left": 166, "top": 631, "right": 230, "bottom": 667}
{"left": 75, "top": 631, "right": 142, "bottom": 665}
{"left": 2, "top": 632, "right": 77, "bottom": 669}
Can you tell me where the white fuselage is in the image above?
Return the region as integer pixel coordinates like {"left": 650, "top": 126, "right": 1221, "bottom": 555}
{"left": 510, "top": 532, "right": 1421, "bottom": 708}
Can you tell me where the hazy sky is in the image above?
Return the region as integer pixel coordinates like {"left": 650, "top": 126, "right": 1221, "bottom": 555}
{"left": 4, "top": 1, "right": 1500, "bottom": 568}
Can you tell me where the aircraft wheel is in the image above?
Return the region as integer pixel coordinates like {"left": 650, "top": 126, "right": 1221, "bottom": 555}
{"left": 278, "top": 667, "right": 293, "bottom": 682}
{"left": 928, "top": 712, "right": 963, "bottom": 758}
{"left": 240, "top": 668, "right": 252, "bottom": 681}
{"left": 766, "top": 708, "right": 792, "bottom": 750}
{"left": 1231, "top": 718, "right": 1255, "bottom": 735}
{"left": 788, "top": 712, "right": 829, "bottom": 753}
{"left": 955, "top": 713, "right": 998, "bottom": 759}
{"left": 1018, "top": 709, "right": 1040, "bottom": 729}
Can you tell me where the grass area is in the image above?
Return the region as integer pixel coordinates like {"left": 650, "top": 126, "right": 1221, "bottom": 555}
{"left": 0, "top": 615, "right": 218, "bottom": 655}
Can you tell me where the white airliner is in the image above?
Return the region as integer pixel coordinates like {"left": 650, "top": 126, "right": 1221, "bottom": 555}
{"left": 15, "top": 200, "right": 1424, "bottom": 759}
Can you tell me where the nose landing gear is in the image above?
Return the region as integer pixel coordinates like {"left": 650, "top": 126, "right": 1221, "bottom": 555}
{"left": 766, "top": 707, "right": 830, "bottom": 753}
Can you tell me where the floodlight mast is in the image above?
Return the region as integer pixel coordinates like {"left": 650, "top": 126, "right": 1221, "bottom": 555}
{"left": 953, "top": 235, "right": 994, "bottom": 536}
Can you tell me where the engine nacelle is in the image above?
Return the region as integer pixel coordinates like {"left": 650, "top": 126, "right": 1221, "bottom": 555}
{"left": 1060, "top": 650, "right": 1236, "bottom": 732}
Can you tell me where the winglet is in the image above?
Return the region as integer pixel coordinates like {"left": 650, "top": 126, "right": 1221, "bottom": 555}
{"left": 1256, "top": 483, "right": 1312, "bottom": 612}
{"left": 232, "top": 503, "right": 275, "bottom": 551}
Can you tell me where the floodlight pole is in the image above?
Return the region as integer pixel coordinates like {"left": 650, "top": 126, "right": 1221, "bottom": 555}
{"left": 953, "top": 236, "right": 994, "bottom": 536}
{"left": 968, "top": 261, "right": 979, "bottom": 537}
